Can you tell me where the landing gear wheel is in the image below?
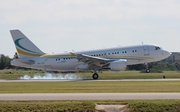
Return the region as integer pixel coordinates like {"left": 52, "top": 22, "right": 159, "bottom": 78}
{"left": 146, "top": 69, "right": 150, "bottom": 73}
{"left": 145, "top": 63, "right": 150, "bottom": 73}
{"left": 92, "top": 73, "right": 99, "bottom": 79}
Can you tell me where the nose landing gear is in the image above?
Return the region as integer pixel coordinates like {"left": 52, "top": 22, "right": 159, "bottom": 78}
{"left": 146, "top": 69, "right": 150, "bottom": 73}
{"left": 145, "top": 63, "right": 150, "bottom": 73}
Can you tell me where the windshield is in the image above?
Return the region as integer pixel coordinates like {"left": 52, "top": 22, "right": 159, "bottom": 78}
{"left": 155, "top": 46, "right": 161, "bottom": 50}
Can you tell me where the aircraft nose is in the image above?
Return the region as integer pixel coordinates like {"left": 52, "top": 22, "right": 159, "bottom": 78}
{"left": 162, "top": 50, "right": 171, "bottom": 58}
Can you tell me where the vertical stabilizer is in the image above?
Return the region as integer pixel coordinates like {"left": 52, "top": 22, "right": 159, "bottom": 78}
{"left": 10, "top": 29, "right": 45, "bottom": 58}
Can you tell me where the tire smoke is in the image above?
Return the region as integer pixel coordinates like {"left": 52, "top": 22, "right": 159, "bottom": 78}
{"left": 19, "top": 73, "right": 83, "bottom": 80}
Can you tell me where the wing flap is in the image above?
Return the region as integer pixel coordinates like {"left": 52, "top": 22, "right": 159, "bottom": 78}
{"left": 73, "top": 53, "right": 115, "bottom": 68}
{"left": 77, "top": 54, "right": 109, "bottom": 62}
{"left": 70, "top": 52, "right": 116, "bottom": 69}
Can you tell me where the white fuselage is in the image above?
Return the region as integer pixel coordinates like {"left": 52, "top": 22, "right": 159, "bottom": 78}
{"left": 11, "top": 44, "right": 171, "bottom": 71}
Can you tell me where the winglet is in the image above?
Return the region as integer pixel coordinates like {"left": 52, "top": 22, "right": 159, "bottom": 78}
{"left": 70, "top": 52, "right": 76, "bottom": 56}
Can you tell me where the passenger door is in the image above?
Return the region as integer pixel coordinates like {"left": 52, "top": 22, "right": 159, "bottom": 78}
{"left": 143, "top": 45, "right": 149, "bottom": 55}
{"left": 44, "top": 59, "right": 52, "bottom": 70}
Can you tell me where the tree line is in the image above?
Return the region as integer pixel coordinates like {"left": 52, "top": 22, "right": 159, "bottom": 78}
{"left": 127, "top": 62, "right": 180, "bottom": 71}
{"left": 0, "top": 53, "right": 19, "bottom": 70}
{"left": 0, "top": 53, "right": 180, "bottom": 71}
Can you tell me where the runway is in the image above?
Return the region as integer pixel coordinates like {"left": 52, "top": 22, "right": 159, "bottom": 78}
{"left": 0, "top": 79, "right": 180, "bottom": 82}
{"left": 0, "top": 79, "right": 179, "bottom": 100}
{"left": 0, "top": 93, "right": 180, "bottom": 100}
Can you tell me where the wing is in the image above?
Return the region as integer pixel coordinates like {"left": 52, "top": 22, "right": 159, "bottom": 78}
{"left": 70, "top": 52, "right": 115, "bottom": 69}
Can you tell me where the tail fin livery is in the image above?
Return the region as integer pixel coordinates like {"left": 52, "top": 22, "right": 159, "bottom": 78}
{"left": 10, "top": 30, "right": 45, "bottom": 58}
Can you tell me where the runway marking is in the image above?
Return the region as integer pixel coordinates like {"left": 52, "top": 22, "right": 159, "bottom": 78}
{"left": 0, "top": 93, "right": 180, "bottom": 100}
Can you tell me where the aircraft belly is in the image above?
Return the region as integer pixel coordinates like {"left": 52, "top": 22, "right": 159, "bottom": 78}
{"left": 127, "top": 60, "right": 144, "bottom": 65}
{"left": 126, "top": 59, "right": 154, "bottom": 65}
{"left": 52, "top": 61, "right": 83, "bottom": 71}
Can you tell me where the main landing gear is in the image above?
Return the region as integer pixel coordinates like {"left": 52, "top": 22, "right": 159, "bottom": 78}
{"left": 92, "top": 72, "right": 99, "bottom": 79}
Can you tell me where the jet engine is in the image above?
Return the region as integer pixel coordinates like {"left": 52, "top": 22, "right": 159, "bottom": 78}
{"left": 103, "top": 60, "right": 127, "bottom": 71}
{"left": 75, "top": 63, "right": 89, "bottom": 70}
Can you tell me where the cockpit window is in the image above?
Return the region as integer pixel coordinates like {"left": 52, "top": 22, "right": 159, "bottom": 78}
{"left": 155, "top": 47, "right": 161, "bottom": 50}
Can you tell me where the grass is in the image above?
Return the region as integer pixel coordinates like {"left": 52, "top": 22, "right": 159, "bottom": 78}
{"left": 83, "top": 71, "right": 180, "bottom": 79}
{"left": 1, "top": 69, "right": 180, "bottom": 80}
{"left": 0, "top": 70, "right": 180, "bottom": 92}
{"left": 0, "top": 100, "right": 180, "bottom": 112}
{"left": 0, "top": 100, "right": 95, "bottom": 112}
{"left": 0, "top": 70, "right": 180, "bottom": 93}
{"left": 129, "top": 100, "right": 180, "bottom": 112}
{"left": 0, "top": 81, "right": 180, "bottom": 93}
{"left": 0, "top": 69, "right": 44, "bottom": 80}
{"left": 1, "top": 70, "right": 180, "bottom": 111}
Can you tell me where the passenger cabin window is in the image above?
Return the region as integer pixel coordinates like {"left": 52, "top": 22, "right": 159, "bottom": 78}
{"left": 155, "top": 47, "right": 160, "bottom": 50}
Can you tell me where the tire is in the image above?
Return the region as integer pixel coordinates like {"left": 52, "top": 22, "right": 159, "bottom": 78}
{"left": 92, "top": 73, "right": 99, "bottom": 79}
{"left": 146, "top": 69, "right": 150, "bottom": 73}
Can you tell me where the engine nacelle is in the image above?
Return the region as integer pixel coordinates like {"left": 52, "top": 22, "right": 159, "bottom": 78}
{"left": 75, "top": 64, "right": 89, "bottom": 70}
{"left": 109, "top": 60, "right": 127, "bottom": 71}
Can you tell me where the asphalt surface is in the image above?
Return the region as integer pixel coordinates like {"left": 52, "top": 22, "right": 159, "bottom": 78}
{"left": 0, "top": 79, "right": 180, "bottom": 82}
{"left": 0, "top": 79, "right": 180, "bottom": 100}
{"left": 0, "top": 93, "right": 180, "bottom": 100}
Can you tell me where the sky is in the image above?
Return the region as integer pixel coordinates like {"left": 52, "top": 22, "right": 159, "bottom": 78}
{"left": 0, "top": 0, "right": 180, "bottom": 58}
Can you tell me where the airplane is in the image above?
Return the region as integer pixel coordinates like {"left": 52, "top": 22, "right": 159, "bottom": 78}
{"left": 10, "top": 29, "right": 171, "bottom": 79}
